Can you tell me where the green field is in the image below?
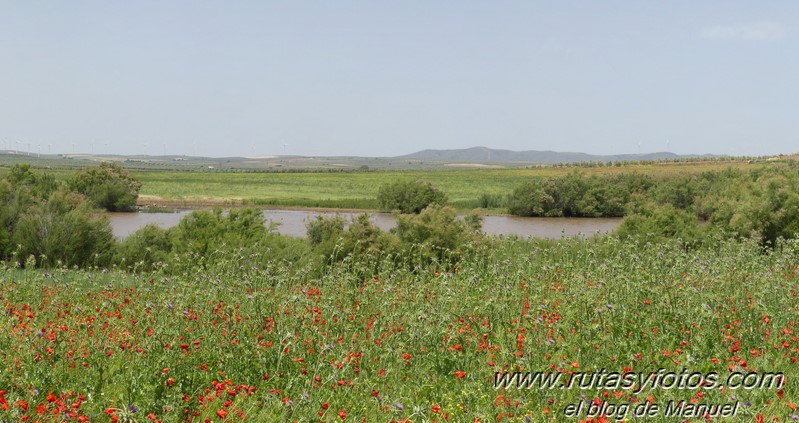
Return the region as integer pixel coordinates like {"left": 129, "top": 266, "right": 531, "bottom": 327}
{"left": 131, "top": 161, "right": 758, "bottom": 210}
{"left": 0, "top": 152, "right": 764, "bottom": 210}
{"left": 2, "top": 156, "right": 799, "bottom": 422}
{"left": 1, "top": 236, "right": 797, "bottom": 422}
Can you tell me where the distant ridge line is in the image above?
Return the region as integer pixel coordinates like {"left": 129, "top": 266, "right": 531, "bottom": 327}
{"left": 394, "top": 146, "right": 717, "bottom": 164}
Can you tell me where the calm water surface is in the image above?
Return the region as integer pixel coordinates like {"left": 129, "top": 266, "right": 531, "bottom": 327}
{"left": 110, "top": 210, "right": 621, "bottom": 239}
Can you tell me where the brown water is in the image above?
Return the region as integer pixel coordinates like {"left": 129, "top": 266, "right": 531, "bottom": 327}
{"left": 109, "top": 210, "right": 621, "bottom": 239}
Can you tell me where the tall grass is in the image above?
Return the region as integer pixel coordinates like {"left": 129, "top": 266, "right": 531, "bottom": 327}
{"left": 1, "top": 235, "right": 797, "bottom": 421}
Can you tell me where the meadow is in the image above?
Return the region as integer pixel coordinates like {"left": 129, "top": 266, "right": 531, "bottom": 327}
{"left": 129, "top": 161, "right": 756, "bottom": 210}
{"left": 2, "top": 157, "right": 798, "bottom": 422}
{"left": 0, "top": 153, "right": 766, "bottom": 210}
{"left": 2, "top": 235, "right": 798, "bottom": 422}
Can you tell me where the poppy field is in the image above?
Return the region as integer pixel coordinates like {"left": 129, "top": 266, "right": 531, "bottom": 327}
{"left": 2, "top": 236, "right": 799, "bottom": 422}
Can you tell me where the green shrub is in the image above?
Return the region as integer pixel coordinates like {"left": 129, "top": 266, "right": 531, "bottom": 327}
{"left": 707, "top": 170, "right": 799, "bottom": 247}
{"left": 505, "top": 179, "right": 557, "bottom": 217}
{"left": 393, "top": 205, "right": 488, "bottom": 269}
{"left": 12, "top": 189, "right": 114, "bottom": 267}
{"left": 376, "top": 180, "right": 447, "bottom": 214}
{"left": 171, "top": 208, "right": 269, "bottom": 257}
{"left": 306, "top": 214, "right": 345, "bottom": 246}
{"left": 309, "top": 214, "right": 396, "bottom": 264}
{"left": 614, "top": 201, "right": 700, "bottom": 245}
{"left": 114, "top": 224, "right": 173, "bottom": 271}
{"left": 68, "top": 162, "right": 142, "bottom": 211}
{"left": 506, "top": 173, "right": 634, "bottom": 217}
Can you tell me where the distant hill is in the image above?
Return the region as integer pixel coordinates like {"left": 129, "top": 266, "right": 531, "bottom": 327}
{"left": 396, "top": 146, "right": 714, "bottom": 164}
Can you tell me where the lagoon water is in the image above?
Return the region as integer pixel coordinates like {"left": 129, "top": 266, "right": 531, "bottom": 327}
{"left": 109, "top": 209, "right": 621, "bottom": 239}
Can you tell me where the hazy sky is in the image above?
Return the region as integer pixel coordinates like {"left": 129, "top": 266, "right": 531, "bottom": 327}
{"left": 1, "top": 1, "right": 797, "bottom": 157}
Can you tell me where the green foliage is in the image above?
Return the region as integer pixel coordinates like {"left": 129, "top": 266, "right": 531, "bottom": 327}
{"left": 1, "top": 164, "right": 113, "bottom": 265}
{"left": 5, "top": 163, "right": 59, "bottom": 199}
{"left": 393, "top": 206, "right": 488, "bottom": 268}
{"left": 307, "top": 214, "right": 397, "bottom": 275}
{"left": 476, "top": 192, "right": 504, "bottom": 209}
{"left": 113, "top": 224, "right": 173, "bottom": 271}
{"left": 614, "top": 201, "right": 700, "bottom": 245}
{"left": 306, "top": 207, "right": 488, "bottom": 276}
{"left": 376, "top": 180, "right": 447, "bottom": 213}
{"left": 506, "top": 173, "right": 637, "bottom": 217}
{"left": 12, "top": 189, "right": 114, "bottom": 267}
{"left": 652, "top": 175, "right": 699, "bottom": 210}
{"left": 505, "top": 179, "right": 556, "bottom": 216}
{"left": 170, "top": 208, "right": 269, "bottom": 256}
{"left": 6, "top": 228, "right": 799, "bottom": 421}
{"left": 706, "top": 167, "right": 799, "bottom": 247}
{"left": 306, "top": 214, "right": 345, "bottom": 246}
{"left": 112, "top": 209, "right": 312, "bottom": 275}
{"left": 68, "top": 162, "right": 142, "bottom": 211}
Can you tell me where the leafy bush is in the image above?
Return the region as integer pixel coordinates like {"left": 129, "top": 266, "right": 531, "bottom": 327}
{"left": 68, "top": 162, "right": 142, "bottom": 211}
{"left": 707, "top": 169, "right": 799, "bottom": 247}
{"left": 1, "top": 164, "right": 135, "bottom": 268}
{"left": 113, "top": 224, "right": 173, "bottom": 271}
{"left": 170, "top": 208, "right": 269, "bottom": 257}
{"left": 506, "top": 173, "right": 635, "bottom": 217}
{"left": 376, "top": 180, "right": 447, "bottom": 214}
{"left": 306, "top": 214, "right": 345, "bottom": 246}
{"left": 393, "top": 205, "right": 488, "bottom": 269}
{"left": 12, "top": 189, "right": 114, "bottom": 267}
{"left": 505, "top": 179, "right": 557, "bottom": 216}
{"left": 6, "top": 163, "right": 59, "bottom": 199}
{"left": 614, "top": 201, "right": 700, "bottom": 245}
{"left": 308, "top": 214, "right": 396, "bottom": 266}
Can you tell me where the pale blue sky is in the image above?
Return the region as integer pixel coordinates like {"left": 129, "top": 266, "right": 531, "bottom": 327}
{"left": 1, "top": 1, "right": 796, "bottom": 157}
